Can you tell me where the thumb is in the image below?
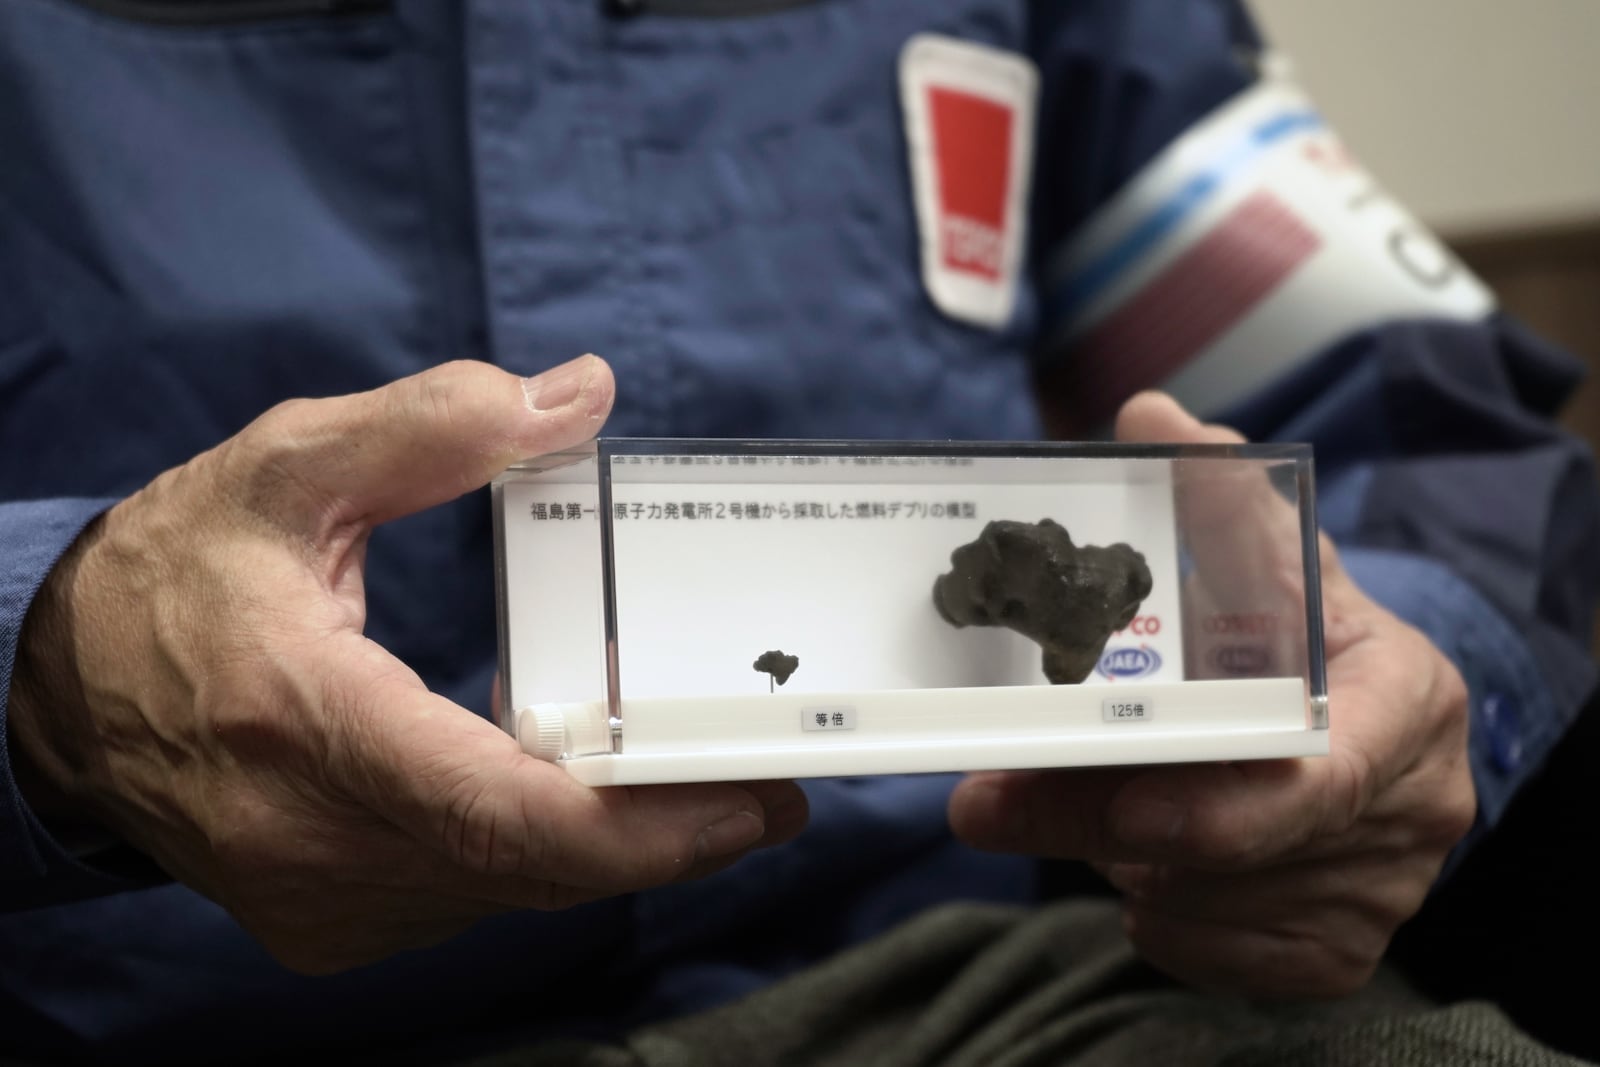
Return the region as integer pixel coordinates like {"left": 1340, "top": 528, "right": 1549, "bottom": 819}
{"left": 1113, "top": 391, "right": 1352, "bottom": 675}
{"left": 1113, "top": 390, "right": 1299, "bottom": 579}
{"left": 230, "top": 355, "right": 614, "bottom": 532}
{"left": 1113, "top": 390, "right": 1329, "bottom": 578}
{"left": 1114, "top": 390, "right": 1240, "bottom": 447}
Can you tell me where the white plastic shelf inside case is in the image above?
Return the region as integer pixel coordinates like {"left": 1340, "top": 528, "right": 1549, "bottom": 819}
{"left": 491, "top": 440, "right": 1329, "bottom": 786}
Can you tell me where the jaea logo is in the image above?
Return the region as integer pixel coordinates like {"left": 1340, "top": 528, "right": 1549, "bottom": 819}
{"left": 1096, "top": 645, "right": 1162, "bottom": 681}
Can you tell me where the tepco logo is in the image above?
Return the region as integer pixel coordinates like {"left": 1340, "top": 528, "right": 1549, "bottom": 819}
{"left": 1097, "top": 646, "right": 1162, "bottom": 680}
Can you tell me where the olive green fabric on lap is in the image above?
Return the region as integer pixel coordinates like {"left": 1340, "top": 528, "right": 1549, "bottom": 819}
{"left": 457, "top": 900, "right": 1587, "bottom": 1067}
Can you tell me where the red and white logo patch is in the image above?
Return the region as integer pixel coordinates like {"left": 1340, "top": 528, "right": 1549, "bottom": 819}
{"left": 900, "top": 34, "right": 1037, "bottom": 329}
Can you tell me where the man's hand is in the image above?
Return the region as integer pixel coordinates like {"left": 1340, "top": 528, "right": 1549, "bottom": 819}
{"left": 7, "top": 355, "right": 807, "bottom": 973}
{"left": 948, "top": 392, "right": 1475, "bottom": 999}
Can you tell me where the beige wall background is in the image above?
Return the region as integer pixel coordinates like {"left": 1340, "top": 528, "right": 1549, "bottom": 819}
{"left": 1250, "top": 0, "right": 1600, "bottom": 236}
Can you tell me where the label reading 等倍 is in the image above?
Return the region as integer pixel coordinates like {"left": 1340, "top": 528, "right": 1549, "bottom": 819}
{"left": 802, "top": 707, "right": 857, "bottom": 732}
{"left": 1102, "top": 697, "right": 1152, "bottom": 723}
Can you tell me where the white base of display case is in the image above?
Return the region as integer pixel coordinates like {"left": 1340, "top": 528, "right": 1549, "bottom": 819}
{"left": 517, "top": 678, "right": 1329, "bottom": 786}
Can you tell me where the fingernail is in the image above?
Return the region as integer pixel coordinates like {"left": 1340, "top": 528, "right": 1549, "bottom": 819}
{"left": 955, "top": 776, "right": 1026, "bottom": 849}
{"left": 767, "top": 790, "right": 806, "bottom": 819}
{"left": 760, "top": 790, "right": 810, "bottom": 843}
{"left": 1102, "top": 862, "right": 1149, "bottom": 897}
{"left": 1114, "top": 800, "right": 1186, "bottom": 850}
{"left": 522, "top": 354, "right": 596, "bottom": 413}
{"left": 694, "top": 811, "right": 765, "bottom": 860}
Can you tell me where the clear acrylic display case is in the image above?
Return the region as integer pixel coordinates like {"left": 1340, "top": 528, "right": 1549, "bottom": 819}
{"left": 492, "top": 439, "right": 1329, "bottom": 786}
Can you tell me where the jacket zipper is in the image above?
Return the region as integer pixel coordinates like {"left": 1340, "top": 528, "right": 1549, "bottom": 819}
{"left": 61, "top": 0, "right": 390, "bottom": 26}
{"left": 606, "top": 0, "right": 823, "bottom": 16}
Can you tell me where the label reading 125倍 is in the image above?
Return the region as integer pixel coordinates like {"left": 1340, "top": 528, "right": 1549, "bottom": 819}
{"left": 1102, "top": 697, "right": 1152, "bottom": 723}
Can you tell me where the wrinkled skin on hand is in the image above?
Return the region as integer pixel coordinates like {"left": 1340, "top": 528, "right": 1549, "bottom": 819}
{"left": 7, "top": 356, "right": 807, "bottom": 974}
{"left": 948, "top": 392, "right": 1475, "bottom": 999}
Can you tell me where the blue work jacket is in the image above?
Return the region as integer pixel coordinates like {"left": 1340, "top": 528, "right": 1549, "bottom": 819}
{"left": 1, "top": 1, "right": 1595, "bottom": 1061}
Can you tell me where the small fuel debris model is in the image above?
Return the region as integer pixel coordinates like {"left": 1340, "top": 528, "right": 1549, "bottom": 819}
{"left": 753, "top": 650, "right": 801, "bottom": 691}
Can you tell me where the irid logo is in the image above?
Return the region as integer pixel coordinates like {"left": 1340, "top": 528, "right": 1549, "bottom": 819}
{"left": 1097, "top": 646, "right": 1162, "bottom": 681}
{"left": 1207, "top": 644, "right": 1275, "bottom": 676}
